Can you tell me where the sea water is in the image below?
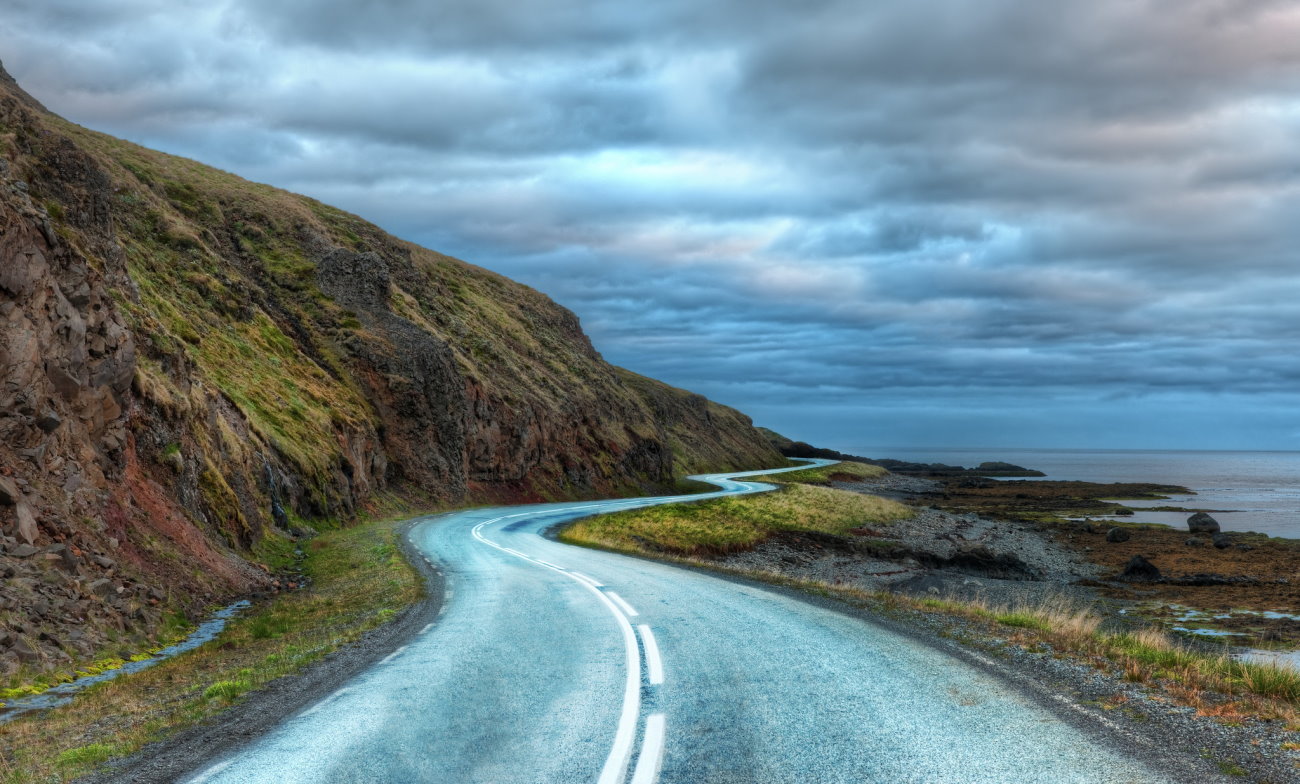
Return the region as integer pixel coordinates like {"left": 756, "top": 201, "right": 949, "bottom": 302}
{"left": 846, "top": 448, "right": 1300, "bottom": 540}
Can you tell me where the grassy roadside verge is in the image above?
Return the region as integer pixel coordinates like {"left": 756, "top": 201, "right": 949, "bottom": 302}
{"left": 561, "top": 482, "right": 912, "bottom": 556}
{"left": 561, "top": 479, "right": 1300, "bottom": 727}
{"left": 0, "top": 515, "right": 422, "bottom": 784}
{"left": 748, "top": 460, "right": 887, "bottom": 484}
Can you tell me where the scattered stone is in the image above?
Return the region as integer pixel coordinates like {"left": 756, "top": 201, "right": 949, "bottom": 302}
{"left": 0, "top": 475, "right": 18, "bottom": 505}
{"left": 1112, "top": 508, "right": 1135, "bottom": 517}
{"left": 87, "top": 578, "right": 115, "bottom": 598}
{"left": 10, "top": 543, "right": 38, "bottom": 558}
{"left": 1105, "top": 527, "right": 1130, "bottom": 543}
{"left": 1187, "top": 512, "right": 1221, "bottom": 534}
{"left": 9, "top": 636, "right": 39, "bottom": 662}
{"left": 58, "top": 547, "right": 81, "bottom": 573}
{"left": 35, "top": 409, "right": 61, "bottom": 433}
{"left": 91, "top": 554, "right": 115, "bottom": 570}
{"left": 1184, "top": 537, "right": 1204, "bottom": 546}
{"left": 1120, "top": 554, "right": 1161, "bottom": 581}
{"left": 14, "top": 501, "right": 38, "bottom": 544}
{"left": 1212, "top": 533, "right": 1233, "bottom": 549}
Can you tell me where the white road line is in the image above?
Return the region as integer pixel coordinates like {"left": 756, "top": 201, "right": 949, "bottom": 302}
{"left": 186, "top": 759, "right": 233, "bottom": 784}
{"left": 471, "top": 519, "right": 641, "bottom": 784}
{"left": 457, "top": 470, "right": 833, "bottom": 784}
{"left": 630, "top": 713, "right": 666, "bottom": 784}
{"left": 637, "top": 625, "right": 663, "bottom": 685}
{"left": 607, "top": 591, "right": 639, "bottom": 618}
{"left": 570, "top": 571, "right": 604, "bottom": 588}
{"left": 380, "top": 645, "right": 407, "bottom": 665}
{"left": 421, "top": 623, "right": 433, "bottom": 633}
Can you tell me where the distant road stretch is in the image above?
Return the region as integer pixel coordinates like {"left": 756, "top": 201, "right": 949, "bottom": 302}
{"left": 189, "top": 459, "right": 1175, "bottom": 783}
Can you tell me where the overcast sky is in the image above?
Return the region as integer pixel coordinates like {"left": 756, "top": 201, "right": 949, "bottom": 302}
{"left": 6, "top": 0, "right": 1300, "bottom": 453}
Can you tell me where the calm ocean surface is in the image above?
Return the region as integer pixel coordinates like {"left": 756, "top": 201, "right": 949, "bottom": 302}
{"left": 848, "top": 448, "right": 1300, "bottom": 540}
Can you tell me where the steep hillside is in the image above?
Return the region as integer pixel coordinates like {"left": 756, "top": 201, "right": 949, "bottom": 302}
{"left": 615, "top": 370, "right": 791, "bottom": 475}
{"left": 0, "top": 62, "right": 781, "bottom": 678}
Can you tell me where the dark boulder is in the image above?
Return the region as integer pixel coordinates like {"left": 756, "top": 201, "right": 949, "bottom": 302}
{"left": 1112, "top": 508, "right": 1135, "bottom": 517}
{"left": 1184, "top": 537, "right": 1204, "bottom": 547}
{"left": 35, "top": 409, "right": 61, "bottom": 433}
{"left": 1120, "top": 555, "right": 1161, "bottom": 581}
{"left": 1212, "top": 533, "right": 1233, "bottom": 549}
{"left": 1187, "top": 512, "right": 1221, "bottom": 534}
{"left": 1106, "top": 527, "right": 1131, "bottom": 543}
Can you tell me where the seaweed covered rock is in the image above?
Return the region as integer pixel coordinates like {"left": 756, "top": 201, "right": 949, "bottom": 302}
{"left": 1120, "top": 555, "right": 1161, "bottom": 581}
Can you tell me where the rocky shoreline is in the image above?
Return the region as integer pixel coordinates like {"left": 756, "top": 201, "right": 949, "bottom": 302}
{"left": 700, "top": 465, "right": 1300, "bottom": 782}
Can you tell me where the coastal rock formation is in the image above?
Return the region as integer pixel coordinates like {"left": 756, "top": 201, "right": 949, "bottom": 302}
{"left": 1120, "top": 555, "right": 1161, "bottom": 581}
{"left": 1106, "top": 527, "right": 1130, "bottom": 543}
{"left": 1187, "top": 512, "right": 1221, "bottom": 534}
{"left": 0, "top": 62, "right": 782, "bottom": 677}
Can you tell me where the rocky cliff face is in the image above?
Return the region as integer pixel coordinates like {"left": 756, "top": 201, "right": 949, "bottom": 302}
{"left": 0, "top": 63, "right": 782, "bottom": 679}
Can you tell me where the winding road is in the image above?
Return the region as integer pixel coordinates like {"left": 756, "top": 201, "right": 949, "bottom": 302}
{"left": 188, "top": 460, "right": 1181, "bottom": 783}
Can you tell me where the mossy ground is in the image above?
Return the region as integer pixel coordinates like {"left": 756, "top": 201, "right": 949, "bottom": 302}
{"left": 749, "top": 460, "right": 887, "bottom": 485}
{"left": 560, "top": 482, "right": 912, "bottom": 556}
{"left": 0, "top": 515, "right": 421, "bottom": 783}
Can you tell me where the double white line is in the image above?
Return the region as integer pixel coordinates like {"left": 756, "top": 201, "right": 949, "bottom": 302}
{"left": 471, "top": 514, "right": 666, "bottom": 784}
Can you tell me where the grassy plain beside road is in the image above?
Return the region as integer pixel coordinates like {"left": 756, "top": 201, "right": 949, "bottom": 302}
{"left": 560, "top": 481, "right": 912, "bottom": 556}
{"left": 748, "top": 460, "right": 887, "bottom": 484}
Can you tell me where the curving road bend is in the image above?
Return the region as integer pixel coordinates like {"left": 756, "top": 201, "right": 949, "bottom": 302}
{"left": 189, "top": 460, "right": 1179, "bottom": 784}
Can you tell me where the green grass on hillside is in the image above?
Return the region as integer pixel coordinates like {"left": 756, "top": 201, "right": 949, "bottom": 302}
{"left": 752, "top": 460, "right": 887, "bottom": 484}
{"left": 560, "top": 483, "right": 912, "bottom": 556}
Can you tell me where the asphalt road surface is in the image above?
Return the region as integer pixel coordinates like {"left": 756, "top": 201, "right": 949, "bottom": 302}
{"left": 189, "top": 460, "right": 1177, "bottom": 783}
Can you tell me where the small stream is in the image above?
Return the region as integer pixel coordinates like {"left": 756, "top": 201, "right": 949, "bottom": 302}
{"left": 0, "top": 600, "right": 250, "bottom": 724}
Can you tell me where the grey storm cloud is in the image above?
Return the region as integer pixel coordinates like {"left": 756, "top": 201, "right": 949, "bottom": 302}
{"left": 5, "top": 0, "right": 1300, "bottom": 449}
